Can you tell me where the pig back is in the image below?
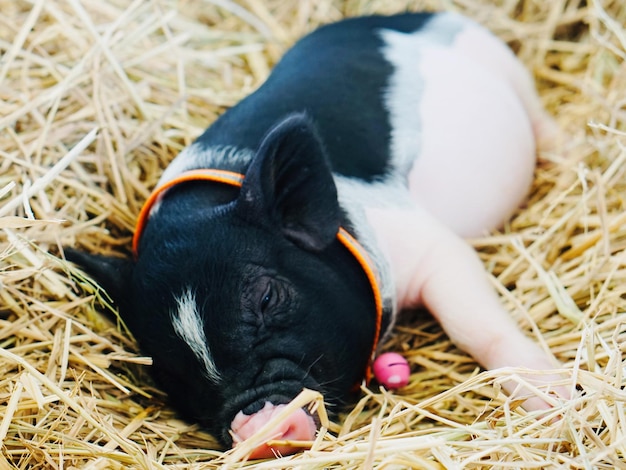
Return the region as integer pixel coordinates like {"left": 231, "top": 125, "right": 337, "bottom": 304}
{"left": 191, "top": 13, "right": 437, "bottom": 181}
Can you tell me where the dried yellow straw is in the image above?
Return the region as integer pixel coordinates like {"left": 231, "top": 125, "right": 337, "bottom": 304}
{"left": 1, "top": 0, "right": 626, "bottom": 467}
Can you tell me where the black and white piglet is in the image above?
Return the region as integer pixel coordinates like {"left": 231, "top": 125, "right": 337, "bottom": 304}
{"left": 68, "top": 12, "right": 568, "bottom": 458}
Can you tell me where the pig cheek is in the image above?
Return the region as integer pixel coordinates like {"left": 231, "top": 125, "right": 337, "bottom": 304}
{"left": 142, "top": 328, "right": 229, "bottom": 428}
{"left": 149, "top": 355, "right": 222, "bottom": 427}
{"left": 304, "top": 324, "right": 371, "bottom": 399}
{"left": 322, "top": 306, "right": 376, "bottom": 379}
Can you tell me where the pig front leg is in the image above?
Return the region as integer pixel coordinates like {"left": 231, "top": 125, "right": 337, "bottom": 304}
{"left": 370, "top": 206, "right": 570, "bottom": 412}
{"left": 417, "top": 233, "right": 569, "bottom": 411}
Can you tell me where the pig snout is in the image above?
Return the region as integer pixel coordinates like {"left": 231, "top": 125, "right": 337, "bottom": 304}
{"left": 230, "top": 402, "right": 317, "bottom": 459}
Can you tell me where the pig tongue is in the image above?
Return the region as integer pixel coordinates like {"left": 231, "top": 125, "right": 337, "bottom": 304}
{"left": 230, "top": 402, "right": 316, "bottom": 459}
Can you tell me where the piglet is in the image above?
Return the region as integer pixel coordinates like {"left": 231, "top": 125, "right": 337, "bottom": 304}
{"left": 67, "top": 12, "right": 568, "bottom": 459}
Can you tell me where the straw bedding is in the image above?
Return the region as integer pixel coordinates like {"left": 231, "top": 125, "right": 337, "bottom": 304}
{"left": 1, "top": 0, "right": 625, "bottom": 467}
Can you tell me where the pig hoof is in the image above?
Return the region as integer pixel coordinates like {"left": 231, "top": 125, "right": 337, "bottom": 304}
{"left": 230, "top": 402, "right": 316, "bottom": 459}
{"left": 373, "top": 352, "right": 410, "bottom": 389}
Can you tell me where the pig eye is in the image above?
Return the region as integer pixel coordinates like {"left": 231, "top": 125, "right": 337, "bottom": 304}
{"left": 244, "top": 275, "right": 289, "bottom": 320}
{"left": 260, "top": 283, "right": 274, "bottom": 314}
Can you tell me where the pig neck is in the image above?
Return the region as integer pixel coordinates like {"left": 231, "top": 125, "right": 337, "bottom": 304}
{"left": 334, "top": 175, "right": 406, "bottom": 342}
{"left": 360, "top": 204, "right": 432, "bottom": 311}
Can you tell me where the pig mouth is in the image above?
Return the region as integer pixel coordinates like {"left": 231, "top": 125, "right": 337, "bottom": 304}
{"left": 229, "top": 401, "right": 319, "bottom": 459}
{"left": 221, "top": 377, "right": 322, "bottom": 445}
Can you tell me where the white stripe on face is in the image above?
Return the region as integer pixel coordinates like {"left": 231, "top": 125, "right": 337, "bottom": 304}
{"left": 171, "top": 289, "right": 221, "bottom": 384}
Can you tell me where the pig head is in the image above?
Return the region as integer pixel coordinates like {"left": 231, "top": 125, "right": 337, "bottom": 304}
{"left": 67, "top": 114, "right": 378, "bottom": 448}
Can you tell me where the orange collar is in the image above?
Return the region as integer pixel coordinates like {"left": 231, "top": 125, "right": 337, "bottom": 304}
{"left": 133, "top": 169, "right": 383, "bottom": 384}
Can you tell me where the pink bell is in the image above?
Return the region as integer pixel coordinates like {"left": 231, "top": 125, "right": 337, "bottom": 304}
{"left": 373, "top": 352, "right": 410, "bottom": 389}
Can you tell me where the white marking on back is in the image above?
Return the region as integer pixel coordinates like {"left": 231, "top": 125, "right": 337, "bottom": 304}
{"left": 379, "top": 12, "right": 464, "bottom": 176}
{"left": 171, "top": 289, "right": 221, "bottom": 384}
{"left": 158, "top": 144, "right": 253, "bottom": 187}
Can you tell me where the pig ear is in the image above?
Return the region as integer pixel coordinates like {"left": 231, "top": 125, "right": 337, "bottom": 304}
{"left": 64, "top": 248, "right": 133, "bottom": 307}
{"left": 238, "top": 113, "right": 340, "bottom": 251}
